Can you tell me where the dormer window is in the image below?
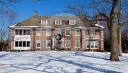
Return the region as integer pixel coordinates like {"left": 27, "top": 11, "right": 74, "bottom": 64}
{"left": 69, "top": 20, "right": 76, "bottom": 25}
{"left": 41, "top": 20, "right": 48, "bottom": 25}
{"left": 55, "top": 20, "right": 62, "bottom": 25}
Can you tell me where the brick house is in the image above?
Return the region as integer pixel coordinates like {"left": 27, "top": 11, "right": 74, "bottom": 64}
{"left": 9, "top": 11, "right": 104, "bottom": 51}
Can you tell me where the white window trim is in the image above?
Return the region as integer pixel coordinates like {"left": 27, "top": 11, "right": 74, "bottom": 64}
{"left": 55, "top": 20, "right": 62, "bottom": 25}
{"left": 69, "top": 20, "right": 76, "bottom": 25}
{"left": 46, "top": 40, "right": 51, "bottom": 48}
{"left": 75, "top": 29, "right": 80, "bottom": 36}
{"left": 41, "top": 20, "right": 48, "bottom": 25}
{"left": 65, "top": 28, "right": 70, "bottom": 36}
{"left": 75, "top": 40, "right": 80, "bottom": 48}
{"left": 36, "top": 40, "right": 41, "bottom": 48}
{"left": 14, "top": 41, "right": 30, "bottom": 48}
{"left": 86, "top": 41, "right": 98, "bottom": 49}
{"left": 46, "top": 29, "right": 51, "bottom": 36}
{"left": 55, "top": 28, "right": 61, "bottom": 34}
{"left": 65, "top": 40, "right": 70, "bottom": 48}
{"left": 36, "top": 28, "right": 41, "bottom": 36}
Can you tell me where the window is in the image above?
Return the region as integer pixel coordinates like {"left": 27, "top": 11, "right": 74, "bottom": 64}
{"left": 15, "top": 41, "right": 18, "bottom": 47}
{"left": 15, "top": 30, "right": 19, "bottom": 35}
{"left": 36, "top": 40, "right": 41, "bottom": 48}
{"left": 65, "top": 28, "right": 70, "bottom": 36}
{"left": 15, "top": 29, "right": 30, "bottom": 35}
{"left": 55, "top": 28, "right": 61, "bottom": 35}
{"left": 46, "top": 29, "right": 51, "bottom": 36}
{"left": 86, "top": 41, "right": 98, "bottom": 49}
{"left": 27, "top": 41, "right": 30, "bottom": 47}
{"left": 69, "top": 20, "right": 76, "bottom": 25}
{"left": 95, "top": 41, "right": 98, "bottom": 48}
{"left": 41, "top": 20, "right": 48, "bottom": 25}
{"left": 75, "top": 40, "right": 80, "bottom": 48}
{"left": 19, "top": 41, "right": 22, "bottom": 47}
{"left": 46, "top": 40, "right": 51, "bottom": 48}
{"left": 19, "top": 29, "right": 22, "bottom": 35}
{"left": 55, "top": 20, "right": 62, "bottom": 25}
{"left": 23, "top": 41, "right": 26, "bottom": 47}
{"left": 90, "top": 42, "right": 94, "bottom": 48}
{"left": 75, "top": 29, "right": 80, "bottom": 36}
{"left": 90, "top": 29, "right": 95, "bottom": 38}
{"left": 23, "top": 29, "right": 30, "bottom": 35}
{"left": 15, "top": 41, "right": 30, "bottom": 47}
{"left": 65, "top": 40, "right": 70, "bottom": 48}
{"left": 36, "top": 29, "right": 41, "bottom": 36}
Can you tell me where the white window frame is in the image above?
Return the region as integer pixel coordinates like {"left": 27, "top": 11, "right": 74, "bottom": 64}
{"left": 36, "top": 40, "right": 41, "bottom": 48}
{"left": 36, "top": 28, "right": 41, "bottom": 36}
{"left": 46, "top": 40, "right": 51, "bottom": 48}
{"left": 86, "top": 41, "right": 98, "bottom": 49}
{"left": 65, "top": 28, "right": 70, "bottom": 36}
{"left": 69, "top": 20, "right": 76, "bottom": 25}
{"left": 46, "top": 29, "right": 51, "bottom": 36}
{"left": 75, "top": 40, "right": 80, "bottom": 48}
{"left": 41, "top": 20, "right": 48, "bottom": 25}
{"left": 75, "top": 29, "right": 80, "bottom": 36}
{"left": 14, "top": 41, "right": 30, "bottom": 47}
{"left": 55, "top": 20, "right": 62, "bottom": 25}
{"left": 55, "top": 28, "right": 61, "bottom": 34}
{"left": 65, "top": 40, "right": 70, "bottom": 48}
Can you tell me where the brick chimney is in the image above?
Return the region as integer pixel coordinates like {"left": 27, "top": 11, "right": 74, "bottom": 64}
{"left": 34, "top": 11, "right": 38, "bottom": 17}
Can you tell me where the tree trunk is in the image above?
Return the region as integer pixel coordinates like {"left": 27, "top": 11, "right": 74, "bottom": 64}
{"left": 110, "top": 24, "right": 119, "bottom": 61}
{"left": 118, "top": 27, "right": 122, "bottom": 56}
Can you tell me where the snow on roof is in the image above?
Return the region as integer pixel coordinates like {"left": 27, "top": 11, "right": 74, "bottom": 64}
{"left": 95, "top": 24, "right": 105, "bottom": 29}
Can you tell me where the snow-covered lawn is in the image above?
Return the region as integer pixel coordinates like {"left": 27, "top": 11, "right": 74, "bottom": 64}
{"left": 0, "top": 51, "right": 127, "bottom": 73}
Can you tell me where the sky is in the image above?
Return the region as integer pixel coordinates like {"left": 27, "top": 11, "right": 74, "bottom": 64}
{"left": 11, "top": 0, "right": 90, "bottom": 22}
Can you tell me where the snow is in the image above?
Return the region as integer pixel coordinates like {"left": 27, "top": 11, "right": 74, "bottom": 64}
{"left": 0, "top": 51, "right": 127, "bottom": 73}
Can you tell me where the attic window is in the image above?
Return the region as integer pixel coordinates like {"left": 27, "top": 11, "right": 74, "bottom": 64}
{"left": 55, "top": 20, "right": 62, "bottom": 25}
{"left": 69, "top": 20, "right": 76, "bottom": 25}
{"left": 41, "top": 20, "right": 48, "bottom": 25}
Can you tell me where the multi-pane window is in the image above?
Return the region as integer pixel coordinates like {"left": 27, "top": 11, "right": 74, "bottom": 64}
{"left": 86, "top": 41, "right": 98, "bottom": 49}
{"left": 46, "top": 29, "right": 51, "bottom": 36}
{"left": 65, "top": 28, "right": 70, "bottom": 36}
{"left": 75, "top": 40, "right": 80, "bottom": 48}
{"left": 23, "top": 29, "right": 30, "bottom": 35}
{"left": 75, "top": 29, "right": 80, "bottom": 36}
{"left": 90, "top": 29, "right": 95, "bottom": 38}
{"left": 55, "top": 28, "right": 61, "bottom": 35}
{"left": 15, "top": 41, "right": 30, "bottom": 47}
{"left": 46, "top": 40, "right": 51, "bottom": 48}
{"left": 69, "top": 20, "right": 76, "bottom": 25}
{"left": 41, "top": 20, "right": 48, "bottom": 25}
{"left": 36, "top": 29, "right": 41, "bottom": 36}
{"left": 36, "top": 40, "right": 41, "bottom": 48}
{"left": 65, "top": 40, "right": 70, "bottom": 48}
{"left": 55, "top": 20, "right": 62, "bottom": 25}
{"left": 15, "top": 29, "right": 30, "bottom": 35}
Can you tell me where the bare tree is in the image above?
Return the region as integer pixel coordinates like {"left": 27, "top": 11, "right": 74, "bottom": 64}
{"left": 66, "top": 0, "right": 128, "bottom": 61}
{"left": 65, "top": 3, "right": 91, "bottom": 26}
{"left": 0, "top": 0, "right": 18, "bottom": 51}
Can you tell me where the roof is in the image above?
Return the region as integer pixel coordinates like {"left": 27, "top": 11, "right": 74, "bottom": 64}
{"left": 11, "top": 16, "right": 105, "bottom": 29}
{"left": 16, "top": 16, "right": 42, "bottom": 26}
